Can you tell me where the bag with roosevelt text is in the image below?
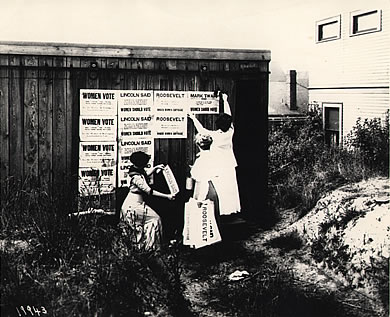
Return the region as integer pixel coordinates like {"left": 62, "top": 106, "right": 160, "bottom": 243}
{"left": 182, "top": 198, "right": 221, "bottom": 249}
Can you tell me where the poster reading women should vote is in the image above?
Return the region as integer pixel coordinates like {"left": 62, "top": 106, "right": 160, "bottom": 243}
{"left": 118, "top": 90, "right": 154, "bottom": 139}
{"left": 78, "top": 167, "right": 116, "bottom": 196}
{"left": 118, "top": 138, "right": 154, "bottom": 186}
{"left": 79, "top": 116, "right": 117, "bottom": 141}
{"left": 79, "top": 142, "right": 117, "bottom": 167}
{"left": 154, "top": 91, "right": 188, "bottom": 138}
{"left": 188, "top": 91, "right": 219, "bottom": 114}
{"left": 80, "top": 89, "right": 117, "bottom": 116}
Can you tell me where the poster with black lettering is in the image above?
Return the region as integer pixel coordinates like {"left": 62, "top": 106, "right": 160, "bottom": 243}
{"left": 79, "top": 142, "right": 117, "bottom": 167}
{"left": 80, "top": 89, "right": 117, "bottom": 116}
{"left": 154, "top": 91, "right": 188, "bottom": 138}
{"left": 188, "top": 91, "right": 219, "bottom": 114}
{"left": 78, "top": 167, "right": 116, "bottom": 196}
{"left": 79, "top": 116, "right": 117, "bottom": 141}
{"left": 118, "top": 138, "right": 155, "bottom": 187}
{"left": 118, "top": 90, "right": 154, "bottom": 139}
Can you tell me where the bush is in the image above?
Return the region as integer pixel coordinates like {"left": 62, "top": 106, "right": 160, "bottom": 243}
{"left": 268, "top": 110, "right": 389, "bottom": 217}
{"left": 345, "top": 112, "right": 389, "bottom": 175}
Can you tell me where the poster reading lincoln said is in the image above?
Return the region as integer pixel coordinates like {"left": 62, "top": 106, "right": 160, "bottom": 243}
{"left": 118, "top": 90, "right": 154, "bottom": 139}
{"left": 154, "top": 91, "right": 188, "bottom": 138}
{"left": 80, "top": 89, "right": 117, "bottom": 116}
{"left": 118, "top": 138, "right": 154, "bottom": 186}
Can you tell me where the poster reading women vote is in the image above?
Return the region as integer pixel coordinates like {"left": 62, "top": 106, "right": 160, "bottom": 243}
{"left": 79, "top": 167, "right": 116, "bottom": 196}
{"left": 79, "top": 116, "right": 117, "bottom": 141}
{"left": 154, "top": 91, "right": 188, "bottom": 138}
{"left": 79, "top": 142, "right": 117, "bottom": 167}
{"left": 118, "top": 138, "right": 154, "bottom": 187}
{"left": 80, "top": 89, "right": 117, "bottom": 116}
{"left": 188, "top": 91, "right": 219, "bottom": 114}
{"left": 118, "top": 90, "right": 154, "bottom": 139}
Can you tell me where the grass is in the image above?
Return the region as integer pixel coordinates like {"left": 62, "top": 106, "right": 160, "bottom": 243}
{"left": 0, "top": 177, "right": 189, "bottom": 317}
{"left": 1, "top": 112, "right": 388, "bottom": 316}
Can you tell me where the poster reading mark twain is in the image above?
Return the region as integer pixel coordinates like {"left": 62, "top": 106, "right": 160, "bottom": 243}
{"left": 78, "top": 167, "right": 116, "bottom": 196}
{"left": 188, "top": 91, "right": 219, "bottom": 114}
{"left": 79, "top": 142, "right": 117, "bottom": 167}
{"left": 80, "top": 89, "right": 117, "bottom": 116}
{"left": 118, "top": 138, "right": 154, "bottom": 187}
{"left": 118, "top": 90, "right": 154, "bottom": 139}
{"left": 154, "top": 91, "right": 188, "bottom": 138}
{"left": 79, "top": 116, "right": 117, "bottom": 141}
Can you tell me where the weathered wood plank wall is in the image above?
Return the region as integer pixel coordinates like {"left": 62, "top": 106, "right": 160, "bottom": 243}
{"left": 0, "top": 44, "right": 270, "bottom": 216}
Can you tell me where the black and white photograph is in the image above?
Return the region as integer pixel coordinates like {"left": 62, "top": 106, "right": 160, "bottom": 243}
{"left": 0, "top": 0, "right": 389, "bottom": 316}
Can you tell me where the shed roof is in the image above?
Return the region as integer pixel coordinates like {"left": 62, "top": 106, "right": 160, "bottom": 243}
{"left": 0, "top": 41, "right": 271, "bottom": 61}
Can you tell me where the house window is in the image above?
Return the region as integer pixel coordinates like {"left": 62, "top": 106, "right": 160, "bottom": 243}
{"left": 350, "top": 9, "right": 381, "bottom": 36}
{"left": 323, "top": 103, "right": 342, "bottom": 146}
{"left": 316, "top": 15, "right": 341, "bottom": 43}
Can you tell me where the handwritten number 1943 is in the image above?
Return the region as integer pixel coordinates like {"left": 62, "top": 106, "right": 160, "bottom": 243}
{"left": 16, "top": 306, "right": 47, "bottom": 316}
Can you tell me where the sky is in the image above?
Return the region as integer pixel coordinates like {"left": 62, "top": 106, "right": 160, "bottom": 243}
{"left": 0, "top": 0, "right": 386, "bottom": 72}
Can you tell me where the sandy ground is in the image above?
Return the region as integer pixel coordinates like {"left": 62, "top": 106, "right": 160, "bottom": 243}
{"left": 182, "top": 177, "right": 389, "bottom": 317}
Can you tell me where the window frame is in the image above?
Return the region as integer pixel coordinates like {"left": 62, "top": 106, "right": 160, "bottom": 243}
{"left": 349, "top": 9, "right": 382, "bottom": 37}
{"left": 316, "top": 15, "right": 341, "bottom": 43}
{"left": 322, "top": 102, "right": 343, "bottom": 146}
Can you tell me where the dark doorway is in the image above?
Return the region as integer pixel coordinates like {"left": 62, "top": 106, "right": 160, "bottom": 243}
{"left": 233, "top": 79, "right": 268, "bottom": 220}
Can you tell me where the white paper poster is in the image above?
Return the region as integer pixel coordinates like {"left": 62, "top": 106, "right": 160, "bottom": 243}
{"left": 80, "top": 89, "right": 117, "bottom": 116}
{"left": 78, "top": 167, "right": 116, "bottom": 196}
{"left": 188, "top": 91, "right": 219, "bottom": 114}
{"left": 118, "top": 138, "right": 154, "bottom": 186}
{"left": 154, "top": 91, "right": 188, "bottom": 138}
{"left": 118, "top": 90, "right": 154, "bottom": 139}
{"left": 79, "top": 116, "right": 117, "bottom": 141}
{"left": 79, "top": 142, "right": 117, "bottom": 167}
{"left": 162, "top": 165, "right": 180, "bottom": 195}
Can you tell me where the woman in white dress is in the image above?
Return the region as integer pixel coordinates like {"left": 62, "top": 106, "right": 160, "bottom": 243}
{"left": 120, "top": 151, "right": 176, "bottom": 251}
{"left": 188, "top": 93, "right": 241, "bottom": 216}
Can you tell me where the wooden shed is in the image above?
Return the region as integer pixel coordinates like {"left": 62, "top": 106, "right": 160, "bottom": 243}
{"left": 0, "top": 41, "right": 270, "bottom": 224}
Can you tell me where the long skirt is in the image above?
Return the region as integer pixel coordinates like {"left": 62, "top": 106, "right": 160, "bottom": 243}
{"left": 120, "top": 202, "right": 162, "bottom": 251}
{"left": 212, "top": 167, "right": 241, "bottom": 216}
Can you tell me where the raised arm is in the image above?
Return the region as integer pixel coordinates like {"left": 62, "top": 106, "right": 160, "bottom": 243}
{"left": 187, "top": 112, "right": 210, "bottom": 134}
{"left": 221, "top": 93, "right": 232, "bottom": 116}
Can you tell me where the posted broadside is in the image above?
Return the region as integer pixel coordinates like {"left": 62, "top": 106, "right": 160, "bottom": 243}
{"left": 118, "top": 90, "right": 154, "bottom": 139}
{"left": 79, "top": 116, "right": 117, "bottom": 141}
{"left": 78, "top": 167, "right": 116, "bottom": 196}
{"left": 80, "top": 89, "right": 117, "bottom": 116}
{"left": 154, "top": 91, "right": 188, "bottom": 138}
{"left": 118, "top": 138, "right": 154, "bottom": 186}
{"left": 188, "top": 91, "right": 219, "bottom": 114}
{"left": 79, "top": 142, "right": 117, "bottom": 167}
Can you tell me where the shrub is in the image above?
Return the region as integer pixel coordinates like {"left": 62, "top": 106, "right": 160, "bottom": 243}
{"left": 268, "top": 110, "right": 389, "bottom": 217}
{"left": 345, "top": 111, "right": 389, "bottom": 176}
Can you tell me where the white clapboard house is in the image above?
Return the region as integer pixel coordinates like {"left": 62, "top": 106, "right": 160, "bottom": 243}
{"left": 308, "top": 1, "right": 389, "bottom": 145}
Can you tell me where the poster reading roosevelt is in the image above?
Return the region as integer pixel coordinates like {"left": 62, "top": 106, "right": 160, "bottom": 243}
{"left": 154, "top": 91, "right": 188, "bottom": 138}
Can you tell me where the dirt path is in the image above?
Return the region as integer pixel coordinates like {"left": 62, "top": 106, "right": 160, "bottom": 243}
{"left": 182, "top": 209, "right": 386, "bottom": 317}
